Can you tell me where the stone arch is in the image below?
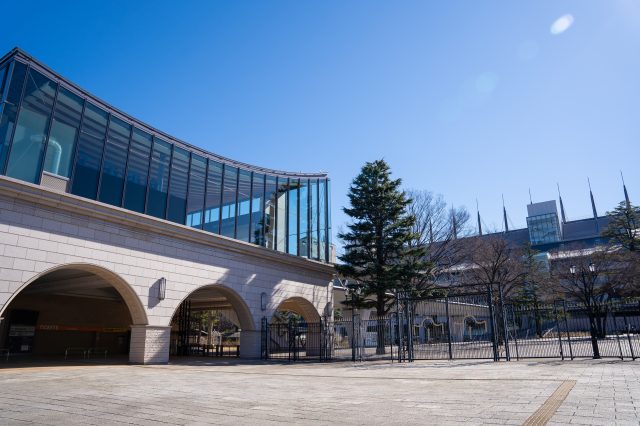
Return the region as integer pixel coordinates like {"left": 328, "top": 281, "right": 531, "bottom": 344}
{"left": 0, "top": 262, "right": 148, "bottom": 326}
{"left": 170, "top": 284, "right": 256, "bottom": 331}
{"left": 274, "top": 296, "right": 322, "bottom": 323}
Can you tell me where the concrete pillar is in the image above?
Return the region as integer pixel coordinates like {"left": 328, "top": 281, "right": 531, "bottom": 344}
{"left": 129, "top": 325, "right": 171, "bottom": 364}
{"left": 239, "top": 330, "right": 261, "bottom": 359}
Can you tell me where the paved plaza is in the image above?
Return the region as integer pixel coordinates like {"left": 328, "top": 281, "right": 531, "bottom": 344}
{"left": 0, "top": 359, "right": 638, "bottom": 425}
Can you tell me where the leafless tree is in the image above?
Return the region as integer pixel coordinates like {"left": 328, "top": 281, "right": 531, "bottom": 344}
{"left": 405, "top": 189, "right": 470, "bottom": 294}
{"left": 460, "top": 235, "right": 527, "bottom": 300}
{"left": 549, "top": 244, "right": 635, "bottom": 337}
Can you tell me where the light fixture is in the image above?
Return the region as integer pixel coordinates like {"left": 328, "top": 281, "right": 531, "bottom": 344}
{"left": 158, "top": 277, "right": 166, "bottom": 301}
{"left": 261, "top": 292, "right": 267, "bottom": 311}
{"left": 588, "top": 263, "right": 596, "bottom": 273}
{"left": 569, "top": 265, "right": 576, "bottom": 275}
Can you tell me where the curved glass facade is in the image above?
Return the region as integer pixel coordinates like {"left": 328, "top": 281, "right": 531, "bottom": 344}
{"left": 0, "top": 50, "right": 331, "bottom": 262}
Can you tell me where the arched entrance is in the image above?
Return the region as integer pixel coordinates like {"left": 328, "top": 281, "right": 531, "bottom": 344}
{"left": 267, "top": 297, "right": 325, "bottom": 360}
{"left": 273, "top": 297, "right": 321, "bottom": 324}
{"left": 169, "top": 285, "right": 255, "bottom": 358}
{"left": 0, "top": 264, "right": 147, "bottom": 362}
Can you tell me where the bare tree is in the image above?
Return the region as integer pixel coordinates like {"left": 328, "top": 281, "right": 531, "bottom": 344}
{"left": 549, "top": 244, "right": 634, "bottom": 338}
{"left": 460, "top": 235, "right": 526, "bottom": 299}
{"left": 405, "top": 189, "right": 470, "bottom": 294}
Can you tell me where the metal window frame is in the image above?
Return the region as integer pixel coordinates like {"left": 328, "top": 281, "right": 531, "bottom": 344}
{"left": 95, "top": 113, "right": 113, "bottom": 201}
{"left": 36, "top": 82, "right": 61, "bottom": 185}
{"left": 124, "top": 127, "right": 153, "bottom": 213}
{"left": 2, "top": 62, "right": 30, "bottom": 176}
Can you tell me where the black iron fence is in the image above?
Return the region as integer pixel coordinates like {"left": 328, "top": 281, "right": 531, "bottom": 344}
{"left": 400, "top": 286, "right": 640, "bottom": 362}
{"left": 260, "top": 290, "right": 640, "bottom": 363}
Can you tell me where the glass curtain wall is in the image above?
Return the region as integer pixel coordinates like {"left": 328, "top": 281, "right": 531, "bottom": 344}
{"left": 319, "top": 179, "right": 327, "bottom": 262}
{"left": 251, "top": 173, "right": 265, "bottom": 245}
{"left": 123, "top": 128, "right": 152, "bottom": 213}
{"left": 0, "top": 57, "right": 332, "bottom": 262}
{"left": 146, "top": 138, "right": 171, "bottom": 219}
{"left": 310, "top": 179, "right": 319, "bottom": 260}
{"left": 236, "top": 169, "right": 251, "bottom": 242}
{"left": 264, "top": 175, "right": 277, "bottom": 250}
{"left": 43, "top": 87, "right": 83, "bottom": 178}
{"left": 203, "top": 160, "right": 223, "bottom": 234}
{"left": 186, "top": 154, "right": 206, "bottom": 228}
{"left": 98, "top": 116, "right": 131, "bottom": 206}
{"left": 0, "top": 61, "right": 27, "bottom": 175}
{"left": 71, "top": 102, "right": 108, "bottom": 199}
{"left": 287, "top": 179, "right": 299, "bottom": 256}
{"left": 167, "top": 147, "right": 190, "bottom": 224}
{"left": 276, "top": 178, "right": 288, "bottom": 253}
{"left": 299, "top": 179, "right": 309, "bottom": 257}
{"left": 221, "top": 165, "right": 238, "bottom": 238}
{"left": 5, "top": 68, "right": 57, "bottom": 183}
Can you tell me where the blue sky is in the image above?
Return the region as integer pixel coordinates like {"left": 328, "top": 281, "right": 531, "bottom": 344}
{"left": 2, "top": 1, "right": 639, "bottom": 247}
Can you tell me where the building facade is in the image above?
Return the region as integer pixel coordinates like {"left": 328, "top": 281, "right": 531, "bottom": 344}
{"left": 0, "top": 48, "right": 334, "bottom": 363}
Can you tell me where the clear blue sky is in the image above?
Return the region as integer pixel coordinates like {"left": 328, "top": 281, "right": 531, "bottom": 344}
{"left": 2, "top": 1, "right": 639, "bottom": 248}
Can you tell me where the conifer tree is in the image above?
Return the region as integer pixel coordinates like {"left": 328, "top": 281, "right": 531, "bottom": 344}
{"left": 336, "top": 160, "right": 425, "bottom": 353}
{"left": 602, "top": 201, "right": 640, "bottom": 252}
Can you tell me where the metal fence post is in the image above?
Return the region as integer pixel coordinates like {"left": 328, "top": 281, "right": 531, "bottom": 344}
{"left": 487, "top": 283, "right": 498, "bottom": 362}
{"left": 498, "top": 284, "right": 510, "bottom": 361}
{"left": 405, "top": 295, "right": 414, "bottom": 362}
{"left": 612, "top": 309, "right": 624, "bottom": 360}
{"left": 553, "top": 301, "right": 564, "bottom": 361}
{"left": 622, "top": 308, "right": 635, "bottom": 360}
{"left": 510, "top": 304, "right": 520, "bottom": 361}
{"left": 562, "top": 300, "right": 574, "bottom": 360}
{"left": 445, "top": 295, "right": 453, "bottom": 360}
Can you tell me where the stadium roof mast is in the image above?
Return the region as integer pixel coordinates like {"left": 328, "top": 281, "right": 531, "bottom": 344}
{"left": 557, "top": 183, "right": 567, "bottom": 224}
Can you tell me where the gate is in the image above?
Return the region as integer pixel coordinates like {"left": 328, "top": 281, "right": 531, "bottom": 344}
{"left": 331, "top": 314, "right": 398, "bottom": 361}
{"left": 262, "top": 318, "right": 331, "bottom": 361}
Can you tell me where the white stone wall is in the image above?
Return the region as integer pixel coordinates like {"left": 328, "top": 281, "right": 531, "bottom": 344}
{"left": 0, "top": 177, "right": 334, "bottom": 362}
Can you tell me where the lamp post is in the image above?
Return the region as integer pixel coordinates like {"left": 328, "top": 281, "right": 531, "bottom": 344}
{"left": 570, "top": 263, "right": 600, "bottom": 359}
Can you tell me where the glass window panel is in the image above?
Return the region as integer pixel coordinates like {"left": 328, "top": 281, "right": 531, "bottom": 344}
{"left": 0, "top": 65, "right": 8, "bottom": 101}
{"left": 251, "top": 173, "right": 265, "bottom": 245}
{"left": 235, "top": 169, "right": 252, "bottom": 242}
{"left": 123, "top": 128, "right": 152, "bottom": 213}
{"left": 43, "top": 120, "right": 76, "bottom": 177}
{"left": 52, "top": 87, "right": 83, "bottom": 126}
{"left": 98, "top": 116, "right": 131, "bottom": 206}
{"left": 310, "top": 179, "right": 319, "bottom": 259}
{"left": 71, "top": 132, "right": 104, "bottom": 199}
{"left": 167, "top": 146, "right": 189, "bottom": 224}
{"left": 287, "top": 179, "right": 299, "bottom": 256}
{"left": 319, "top": 179, "right": 327, "bottom": 262}
{"left": 220, "top": 165, "right": 238, "bottom": 238}
{"left": 0, "top": 102, "right": 17, "bottom": 175}
{"left": 203, "top": 160, "right": 223, "bottom": 234}
{"left": 276, "top": 178, "right": 288, "bottom": 252}
{"left": 264, "top": 175, "right": 277, "bottom": 250}
{"left": 5, "top": 107, "right": 50, "bottom": 183}
{"left": 146, "top": 138, "right": 171, "bottom": 218}
{"left": 21, "top": 69, "right": 56, "bottom": 115}
{"left": 81, "top": 102, "right": 108, "bottom": 138}
{"left": 299, "top": 180, "right": 309, "bottom": 257}
{"left": 186, "top": 154, "right": 206, "bottom": 228}
{"left": 6, "top": 61, "right": 27, "bottom": 105}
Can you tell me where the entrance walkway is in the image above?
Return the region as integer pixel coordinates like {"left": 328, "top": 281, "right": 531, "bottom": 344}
{"left": 0, "top": 359, "right": 638, "bottom": 425}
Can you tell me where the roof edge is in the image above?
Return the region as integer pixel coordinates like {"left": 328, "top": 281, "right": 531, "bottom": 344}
{"left": 6, "top": 47, "right": 328, "bottom": 179}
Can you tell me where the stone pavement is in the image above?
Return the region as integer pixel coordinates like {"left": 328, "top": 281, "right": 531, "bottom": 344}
{"left": 0, "top": 358, "right": 638, "bottom": 425}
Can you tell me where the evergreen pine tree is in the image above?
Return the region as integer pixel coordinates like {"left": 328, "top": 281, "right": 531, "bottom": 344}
{"left": 602, "top": 201, "right": 640, "bottom": 252}
{"left": 336, "top": 160, "right": 425, "bottom": 354}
